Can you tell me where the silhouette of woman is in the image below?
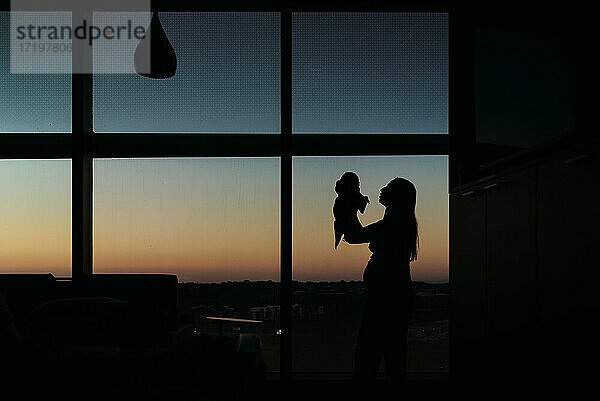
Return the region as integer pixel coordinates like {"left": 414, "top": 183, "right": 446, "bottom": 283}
{"left": 344, "top": 177, "right": 418, "bottom": 387}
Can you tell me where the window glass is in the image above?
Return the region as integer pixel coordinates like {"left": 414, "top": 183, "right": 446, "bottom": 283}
{"left": 293, "top": 13, "right": 448, "bottom": 134}
{"left": 292, "top": 156, "right": 448, "bottom": 373}
{"left": 0, "top": 12, "right": 72, "bottom": 133}
{"left": 93, "top": 157, "right": 280, "bottom": 371}
{"left": 93, "top": 13, "right": 280, "bottom": 133}
{"left": 0, "top": 159, "right": 72, "bottom": 276}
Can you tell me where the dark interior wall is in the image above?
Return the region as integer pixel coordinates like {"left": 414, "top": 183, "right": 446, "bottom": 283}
{"left": 455, "top": 6, "right": 578, "bottom": 175}
{"left": 451, "top": 144, "right": 598, "bottom": 385}
{"left": 450, "top": 6, "right": 588, "bottom": 387}
{"left": 475, "top": 11, "right": 576, "bottom": 149}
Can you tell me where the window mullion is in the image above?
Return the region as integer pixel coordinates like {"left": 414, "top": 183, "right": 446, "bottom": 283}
{"left": 280, "top": 10, "right": 293, "bottom": 381}
{"left": 72, "top": 37, "right": 93, "bottom": 279}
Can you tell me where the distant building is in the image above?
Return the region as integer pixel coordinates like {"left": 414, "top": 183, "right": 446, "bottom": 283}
{"left": 249, "top": 305, "right": 280, "bottom": 321}
{"left": 292, "top": 303, "right": 304, "bottom": 319}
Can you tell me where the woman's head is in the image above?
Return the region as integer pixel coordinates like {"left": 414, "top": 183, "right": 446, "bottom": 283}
{"left": 380, "top": 177, "right": 419, "bottom": 261}
{"left": 379, "top": 177, "right": 417, "bottom": 212}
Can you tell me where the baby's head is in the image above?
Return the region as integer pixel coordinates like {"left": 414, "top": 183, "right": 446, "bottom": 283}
{"left": 335, "top": 171, "right": 361, "bottom": 196}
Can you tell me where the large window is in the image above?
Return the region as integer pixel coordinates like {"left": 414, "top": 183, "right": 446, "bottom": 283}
{"left": 1, "top": 9, "right": 449, "bottom": 378}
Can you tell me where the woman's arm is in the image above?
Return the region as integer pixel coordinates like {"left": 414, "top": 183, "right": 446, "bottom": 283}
{"left": 343, "top": 221, "right": 380, "bottom": 244}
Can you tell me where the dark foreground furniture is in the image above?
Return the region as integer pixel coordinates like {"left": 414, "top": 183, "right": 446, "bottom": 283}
{"left": 0, "top": 274, "right": 265, "bottom": 399}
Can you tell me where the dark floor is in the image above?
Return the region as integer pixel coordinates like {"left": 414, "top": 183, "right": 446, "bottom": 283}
{"left": 136, "top": 375, "right": 449, "bottom": 401}
{"left": 257, "top": 374, "right": 449, "bottom": 401}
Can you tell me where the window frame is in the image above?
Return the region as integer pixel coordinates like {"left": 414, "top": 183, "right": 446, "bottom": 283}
{"left": 0, "top": 5, "right": 465, "bottom": 380}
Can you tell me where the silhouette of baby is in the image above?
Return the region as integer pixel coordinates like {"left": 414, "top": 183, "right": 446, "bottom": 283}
{"left": 333, "top": 172, "right": 369, "bottom": 249}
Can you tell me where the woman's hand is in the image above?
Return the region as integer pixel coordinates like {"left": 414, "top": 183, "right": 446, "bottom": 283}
{"left": 342, "top": 233, "right": 365, "bottom": 244}
{"left": 343, "top": 221, "right": 379, "bottom": 244}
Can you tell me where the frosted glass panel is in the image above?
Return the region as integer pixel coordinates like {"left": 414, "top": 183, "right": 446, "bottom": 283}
{"left": 93, "top": 13, "right": 280, "bottom": 133}
{"left": 93, "top": 157, "right": 280, "bottom": 281}
{"left": 0, "top": 160, "right": 72, "bottom": 276}
{"left": 0, "top": 12, "right": 71, "bottom": 133}
{"left": 293, "top": 156, "right": 448, "bottom": 283}
{"left": 93, "top": 157, "right": 281, "bottom": 371}
{"left": 293, "top": 13, "right": 448, "bottom": 134}
{"left": 292, "top": 156, "right": 448, "bottom": 373}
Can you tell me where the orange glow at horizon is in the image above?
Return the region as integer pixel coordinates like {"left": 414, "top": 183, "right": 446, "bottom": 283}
{"left": 92, "top": 158, "right": 281, "bottom": 283}
{"left": 0, "top": 160, "right": 71, "bottom": 276}
{"left": 293, "top": 156, "right": 448, "bottom": 283}
{"left": 1, "top": 156, "right": 447, "bottom": 283}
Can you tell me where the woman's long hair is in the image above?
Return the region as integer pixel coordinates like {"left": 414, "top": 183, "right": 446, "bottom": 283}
{"left": 384, "top": 177, "right": 419, "bottom": 262}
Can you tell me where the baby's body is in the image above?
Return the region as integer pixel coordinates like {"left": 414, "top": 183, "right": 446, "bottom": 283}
{"left": 333, "top": 172, "right": 369, "bottom": 249}
{"left": 333, "top": 193, "right": 369, "bottom": 248}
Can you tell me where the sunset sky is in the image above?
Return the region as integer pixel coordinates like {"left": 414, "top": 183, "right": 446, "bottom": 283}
{"left": 293, "top": 156, "right": 448, "bottom": 283}
{"left": 0, "top": 156, "right": 447, "bottom": 283}
{"left": 93, "top": 158, "right": 280, "bottom": 282}
{"left": 1, "top": 12, "right": 448, "bottom": 282}
{"left": 0, "top": 160, "right": 72, "bottom": 275}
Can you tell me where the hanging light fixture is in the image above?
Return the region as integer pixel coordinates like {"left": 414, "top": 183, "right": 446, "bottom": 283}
{"left": 134, "top": 7, "right": 177, "bottom": 79}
